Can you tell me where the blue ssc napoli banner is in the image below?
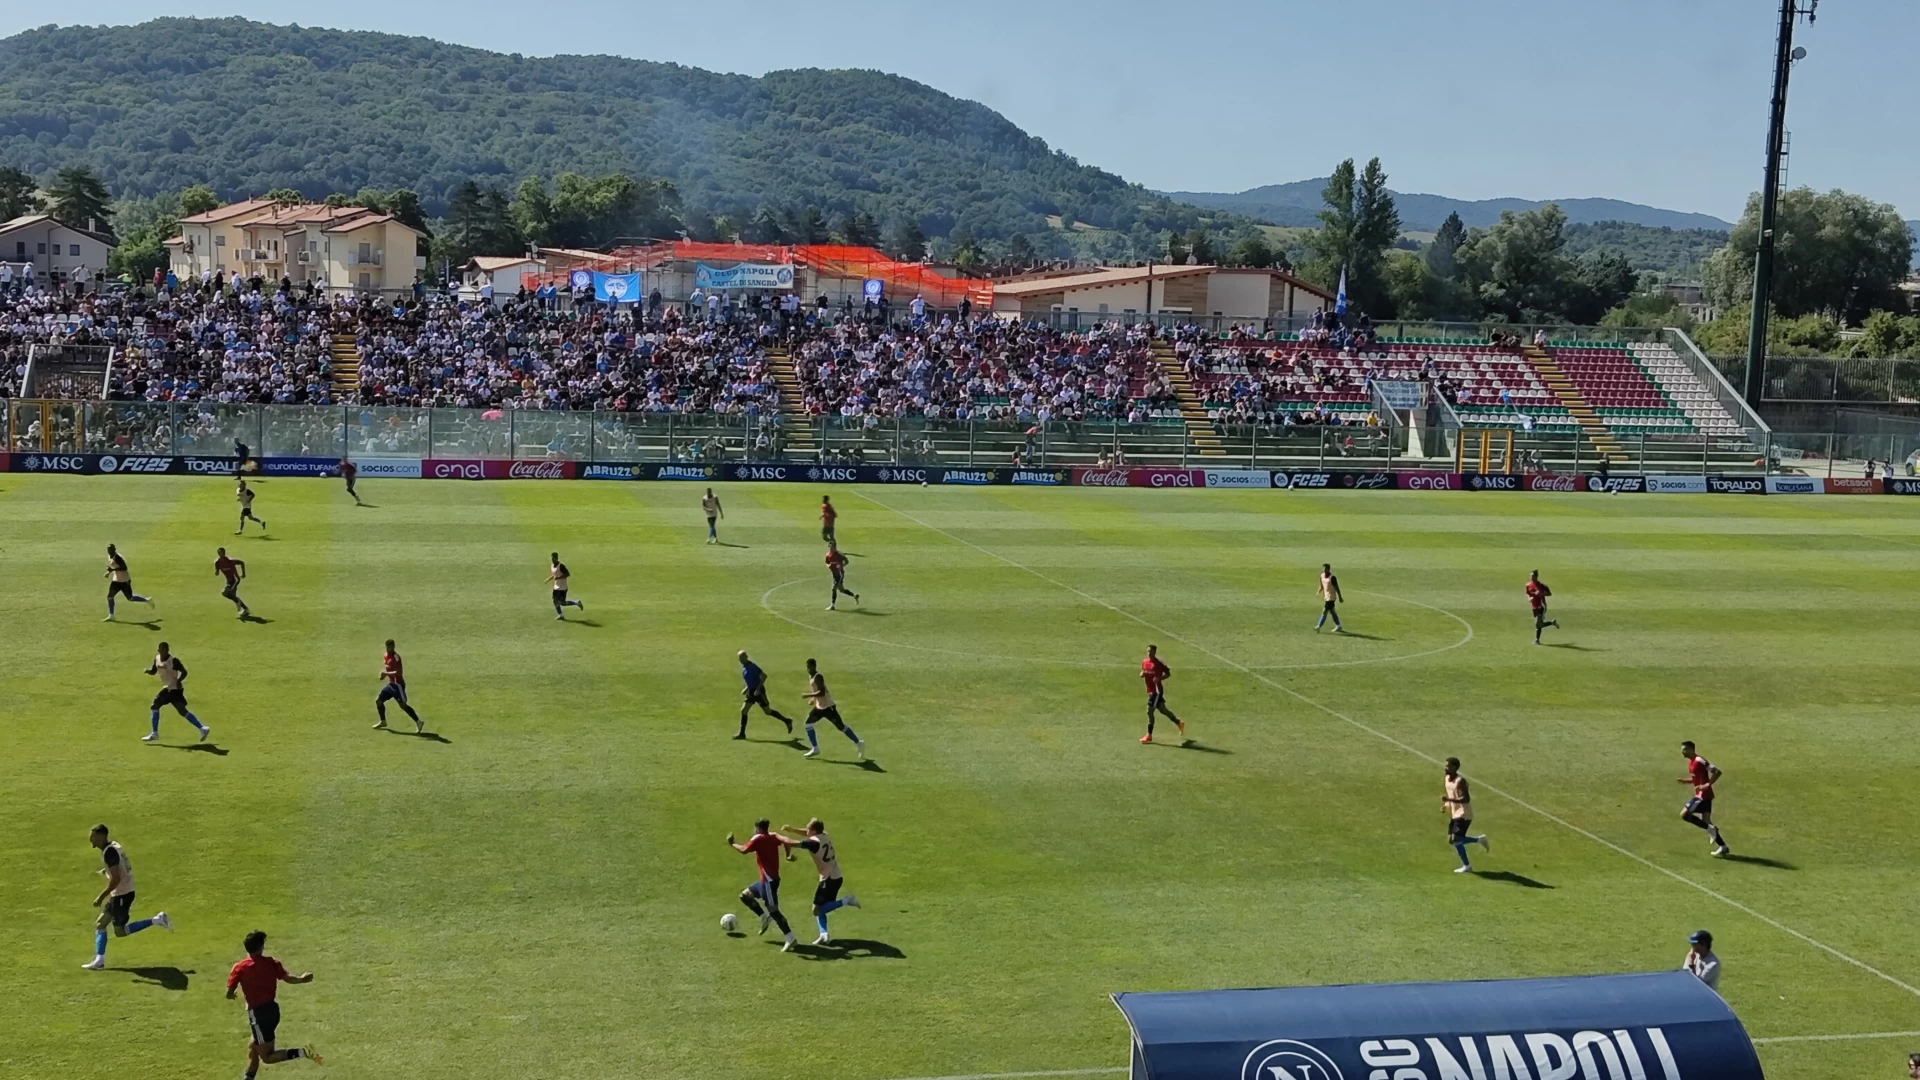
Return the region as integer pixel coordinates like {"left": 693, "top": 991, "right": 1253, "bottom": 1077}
{"left": 593, "top": 272, "right": 641, "bottom": 303}
{"left": 694, "top": 262, "right": 795, "bottom": 290}
{"left": 1113, "top": 972, "right": 1761, "bottom": 1080}
{"left": 569, "top": 269, "right": 593, "bottom": 291}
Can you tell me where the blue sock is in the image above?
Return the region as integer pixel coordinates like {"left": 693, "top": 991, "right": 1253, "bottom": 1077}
{"left": 94, "top": 930, "right": 108, "bottom": 956}
{"left": 816, "top": 914, "right": 829, "bottom": 936}
{"left": 818, "top": 898, "right": 846, "bottom": 917}
{"left": 126, "top": 919, "right": 152, "bottom": 934}
{"left": 108, "top": 598, "right": 116, "bottom": 617}
{"left": 1453, "top": 842, "right": 1471, "bottom": 868}
{"left": 841, "top": 725, "right": 860, "bottom": 744}
{"left": 1315, "top": 614, "right": 1326, "bottom": 628}
{"left": 149, "top": 711, "right": 160, "bottom": 734}
{"left": 806, "top": 726, "right": 819, "bottom": 750}
{"left": 186, "top": 712, "right": 204, "bottom": 730}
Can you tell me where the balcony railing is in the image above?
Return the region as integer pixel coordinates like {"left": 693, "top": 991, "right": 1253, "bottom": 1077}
{"left": 347, "top": 252, "right": 383, "bottom": 267}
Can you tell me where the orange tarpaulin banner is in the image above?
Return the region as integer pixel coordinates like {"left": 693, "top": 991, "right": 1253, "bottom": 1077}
{"left": 520, "top": 242, "right": 992, "bottom": 307}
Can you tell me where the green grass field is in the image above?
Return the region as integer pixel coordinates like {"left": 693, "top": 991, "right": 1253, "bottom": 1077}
{"left": 4, "top": 476, "right": 1919, "bottom": 1080}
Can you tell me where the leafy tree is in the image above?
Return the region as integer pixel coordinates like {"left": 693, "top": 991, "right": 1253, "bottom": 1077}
{"left": 1006, "top": 232, "right": 1036, "bottom": 268}
{"left": 1598, "top": 292, "right": 1692, "bottom": 332}
{"left": 1166, "top": 231, "right": 1189, "bottom": 265}
{"left": 1306, "top": 157, "right": 1400, "bottom": 316}
{"left": 1702, "top": 187, "right": 1913, "bottom": 323}
{"left": 746, "top": 208, "right": 789, "bottom": 245}
{"left": 785, "top": 205, "right": 829, "bottom": 244}
{"left": 264, "top": 187, "right": 304, "bottom": 206}
{"left": 837, "top": 210, "right": 880, "bottom": 248}
{"left": 443, "top": 180, "right": 520, "bottom": 262}
{"left": 1226, "top": 234, "right": 1275, "bottom": 268}
{"left": 355, "top": 187, "right": 431, "bottom": 235}
{"left": 0, "top": 165, "right": 44, "bottom": 219}
{"left": 177, "top": 183, "right": 219, "bottom": 217}
{"left": 45, "top": 164, "right": 114, "bottom": 235}
{"left": 1184, "top": 228, "right": 1216, "bottom": 265}
{"left": 1562, "top": 251, "right": 1638, "bottom": 325}
{"left": 887, "top": 218, "right": 927, "bottom": 261}
{"left": 1457, "top": 204, "right": 1589, "bottom": 323}
{"left": 511, "top": 172, "right": 680, "bottom": 249}
{"left": 1426, "top": 211, "right": 1466, "bottom": 279}
{"left": 950, "top": 227, "right": 983, "bottom": 268}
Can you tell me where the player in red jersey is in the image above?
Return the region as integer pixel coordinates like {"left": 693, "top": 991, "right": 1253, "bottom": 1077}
{"left": 374, "top": 638, "right": 423, "bottom": 732}
{"left": 1138, "top": 644, "right": 1186, "bottom": 744}
{"left": 226, "top": 930, "right": 321, "bottom": 1077}
{"left": 1678, "top": 740, "right": 1730, "bottom": 856}
{"left": 1526, "top": 570, "right": 1558, "bottom": 644}
{"left": 728, "top": 818, "right": 799, "bottom": 951}
{"left": 214, "top": 547, "right": 251, "bottom": 618}
{"left": 820, "top": 495, "right": 838, "bottom": 544}
{"left": 339, "top": 459, "right": 360, "bottom": 505}
{"left": 825, "top": 544, "right": 860, "bottom": 610}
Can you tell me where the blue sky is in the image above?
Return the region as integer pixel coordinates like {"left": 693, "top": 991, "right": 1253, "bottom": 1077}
{"left": 6, "top": 0, "right": 1915, "bottom": 222}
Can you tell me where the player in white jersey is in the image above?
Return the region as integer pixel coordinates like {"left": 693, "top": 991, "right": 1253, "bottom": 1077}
{"left": 143, "top": 641, "right": 210, "bottom": 743}
{"left": 701, "top": 488, "right": 724, "bottom": 544}
{"left": 547, "top": 553, "right": 585, "bottom": 620}
{"left": 801, "top": 658, "right": 864, "bottom": 760}
{"left": 102, "top": 544, "right": 155, "bottom": 621}
{"left": 236, "top": 479, "right": 266, "bottom": 535}
{"left": 779, "top": 818, "right": 860, "bottom": 944}
{"left": 83, "top": 823, "right": 172, "bottom": 969}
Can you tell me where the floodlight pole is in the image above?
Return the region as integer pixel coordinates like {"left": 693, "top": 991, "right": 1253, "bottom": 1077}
{"left": 1744, "top": 0, "right": 1814, "bottom": 408}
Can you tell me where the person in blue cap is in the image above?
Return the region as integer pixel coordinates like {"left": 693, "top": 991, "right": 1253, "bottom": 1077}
{"left": 1682, "top": 930, "right": 1720, "bottom": 993}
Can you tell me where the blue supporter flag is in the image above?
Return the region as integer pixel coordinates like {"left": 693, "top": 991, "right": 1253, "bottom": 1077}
{"left": 1335, "top": 266, "right": 1348, "bottom": 315}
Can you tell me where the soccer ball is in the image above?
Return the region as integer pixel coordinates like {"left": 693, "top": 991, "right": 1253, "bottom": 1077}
{"left": 720, "top": 913, "right": 738, "bottom": 932}
{"left": 921, "top": 480, "right": 928, "bottom": 486}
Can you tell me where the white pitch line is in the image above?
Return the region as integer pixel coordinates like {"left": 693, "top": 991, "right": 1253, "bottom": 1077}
{"left": 761, "top": 580, "right": 1472, "bottom": 673}
{"left": 850, "top": 490, "right": 1920, "bottom": 1002}
{"left": 1750, "top": 1031, "right": 1920, "bottom": 1045}
{"left": 874, "top": 1069, "right": 1126, "bottom": 1080}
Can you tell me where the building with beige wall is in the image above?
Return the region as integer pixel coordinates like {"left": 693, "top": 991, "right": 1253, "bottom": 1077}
{"left": 169, "top": 201, "right": 423, "bottom": 296}
{"left": 991, "top": 265, "right": 1333, "bottom": 321}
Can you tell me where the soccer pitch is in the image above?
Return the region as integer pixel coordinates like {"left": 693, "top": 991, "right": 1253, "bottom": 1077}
{"left": 4, "top": 475, "right": 1918, "bottom": 1080}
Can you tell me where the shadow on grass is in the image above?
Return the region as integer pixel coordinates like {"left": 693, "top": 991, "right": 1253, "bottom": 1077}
{"left": 248, "top": 535, "right": 278, "bottom": 542}
{"left": 114, "top": 966, "right": 193, "bottom": 990}
{"left": 559, "top": 618, "right": 603, "bottom": 628}
{"left": 1544, "top": 643, "right": 1599, "bottom": 651}
{"left": 1720, "top": 853, "right": 1795, "bottom": 870}
{"left": 824, "top": 757, "right": 887, "bottom": 773}
{"left": 353, "top": 502, "right": 378, "bottom": 509}
{"left": 1331, "top": 631, "right": 1390, "bottom": 641}
{"left": 113, "top": 619, "right": 163, "bottom": 631}
{"left": 841, "top": 608, "right": 887, "bottom": 617}
{"left": 170, "top": 742, "right": 230, "bottom": 756}
{"left": 391, "top": 729, "right": 452, "bottom": 744}
{"left": 1171, "top": 741, "right": 1233, "bottom": 755}
{"left": 1477, "top": 870, "right": 1555, "bottom": 889}
{"left": 714, "top": 541, "right": 750, "bottom": 549}
{"left": 238, "top": 613, "right": 273, "bottom": 624}
{"left": 741, "top": 736, "right": 807, "bottom": 749}
{"left": 788, "top": 938, "right": 905, "bottom": 961}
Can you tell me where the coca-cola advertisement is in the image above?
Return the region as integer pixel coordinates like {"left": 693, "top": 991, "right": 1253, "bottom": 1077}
{"left": 1526, "top": 474, "right": 1580, "bottom": 492}
{"left": 489, "top": 459, "right": 576, "bottom": 480}
{"left": 1072, "top": 468, "right": 1131, "bottom": 487}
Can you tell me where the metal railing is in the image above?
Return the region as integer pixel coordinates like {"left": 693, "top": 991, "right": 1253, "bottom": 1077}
{"left": 1708, "top": 352, "right": 1920, "bottom": 404}
{"left": 1666, "top": 328, "right": 1770, "bottom": 433}
{"left": 15, "top": 398, "right": 1891, "bottom": 476}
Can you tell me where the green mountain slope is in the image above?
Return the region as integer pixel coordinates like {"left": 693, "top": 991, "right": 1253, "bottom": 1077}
{"left": 0, "top": 17, "right": 1232, "bottom": 242}
{"left": 1167, "top": 178, "right": 1734, "bottom": 233}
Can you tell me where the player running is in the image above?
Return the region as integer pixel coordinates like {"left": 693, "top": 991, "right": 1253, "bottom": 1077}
{"left": 214, "top": 547, "right": 251, "bottom": 618}
{"left": 82, "top": 823, "right": 172, "bottom": 970}
{"left": 547, "top": 552, "right": 585, "bottom": 620}
{"left": 825, "top": 543, "right": 860, "bottom": 610}
{"left": 1443, "top": 757, "right": 1490, "bottom": 873}
{"left": 142, "top": 641, "right": 210, "bottom": 743}
{"left": 236, "top": 478, "right": 266, "bottom": 535}
{"left": 702, "top": 488, "right": 724, "bottom": 544}
{"left": 1678, "top": 740, "right": 1731, "bottom": 856}
{"left": 226, "top": 930, "right": 322, "bottom": 1075}
{"left": 1138, "top": 644, "right": 1185, "bottom": 745}
{"left": 801, "top": 658, "right": 865, "bottom": 759}
{"left": 1526, "top": 570, "right": 1558, "bottom": 644}
{"left": 1314, "top": 563, "right": 1345, "bottom": 633}
{"left": 102, "top": 543, "right": 155, "bottom": 621}
{"left": 374, "top": 638, "right": 424, "bottom": 732}
{"left": 734, "top": 650, "right": 793, "bottom": 739}
{"left": 780, "top": 818, "right": 861, "bottom": 945}
{"left": 728, "top": 819, "right": 800, "bottom": 952}
{"left": 820, "top": 495, "right": 837, "bottom": 544}
{"left": 339, "top": 459, "right": 360, "bottom": 505}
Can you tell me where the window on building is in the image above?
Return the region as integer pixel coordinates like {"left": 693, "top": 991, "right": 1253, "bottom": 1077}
{"left": 13, "top": 241, "right": 22, "bottom": 257}
{"left": 37, "top": 242, "right": 46, "bottom": 254}
{"left": 70, "top": 244, "right": 80, "bottom": 256}
{"left": 214, "top": 235, "right": 226, "bottom": 246}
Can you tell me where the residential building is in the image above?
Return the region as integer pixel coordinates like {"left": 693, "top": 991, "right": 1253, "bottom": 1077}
{"left": 462, "top": 254, "right": 545, "bottom": 303}
{"left": 0, "top": 214, "right": 118, "bottom": 287}
{"left": 168, "top": 200, "right": 424, "bottom": 296}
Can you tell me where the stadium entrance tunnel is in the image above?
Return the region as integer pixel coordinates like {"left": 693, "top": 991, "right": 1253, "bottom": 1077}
{"left": 1112, "top": 972, "right": 1761, "bottom": 1080}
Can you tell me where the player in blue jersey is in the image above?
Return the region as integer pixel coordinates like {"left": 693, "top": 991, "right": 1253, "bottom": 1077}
{"left": 734, "top": 651, "right": 794, "bottom": 739}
